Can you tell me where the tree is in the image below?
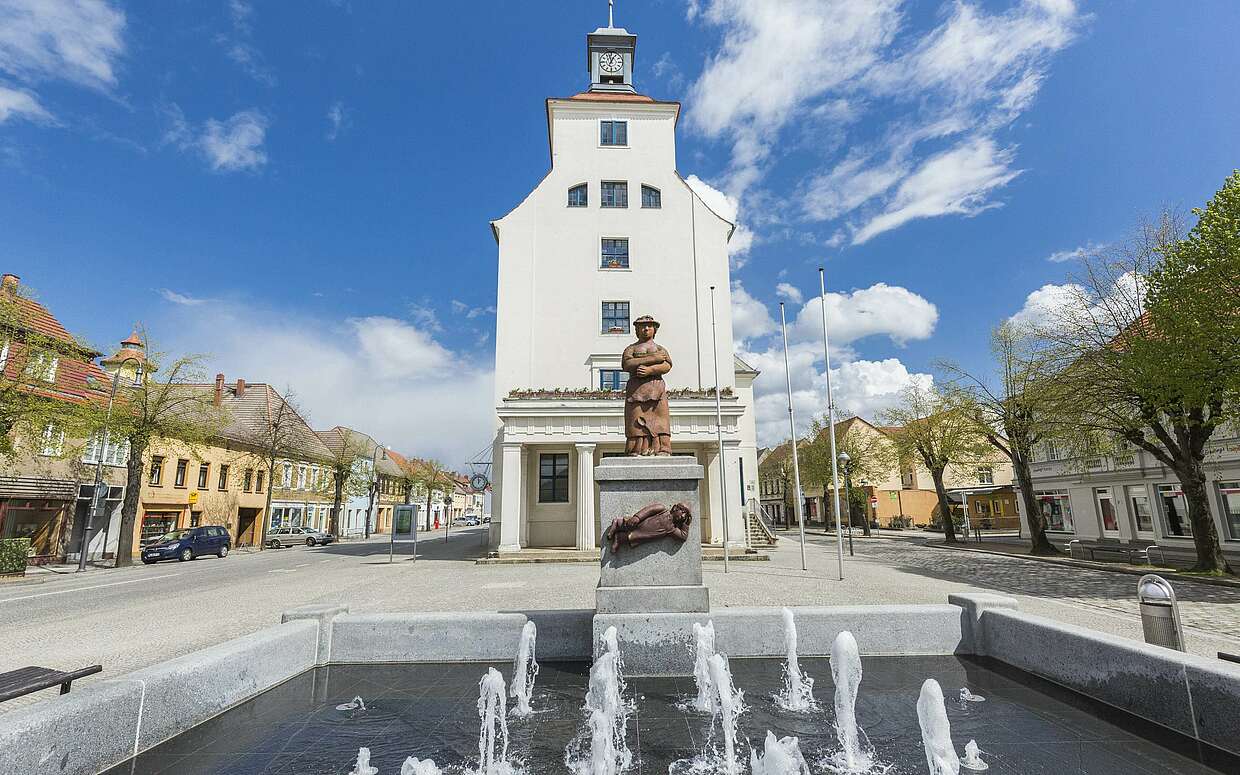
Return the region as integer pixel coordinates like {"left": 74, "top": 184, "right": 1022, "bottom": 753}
{"left": 1039, "top": 183, "right": 1238, "bottom": 574}
{"left": 322, "top": 430, "right": 372, "bottom": 537}
{"left": 410, "top": 458, "right": 453, "bottom": 531}
{"left": 105, "top": 338, "right": 221, "bottom": 567}
{"left": 881, "top": 383, "right": 991, "bottom": 544}
{"left": 800, "top": 415, "right": 895, "bottom": 536}
{"left": 235, "top": 386, "right": 313, "bottom": 550}
{"left": 940, "top": 322, "right": 1061, "bottom": 555}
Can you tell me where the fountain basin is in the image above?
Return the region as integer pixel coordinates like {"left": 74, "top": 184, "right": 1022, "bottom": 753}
{"left": 3, "top": 594, "right": 1240, "bottom": 774}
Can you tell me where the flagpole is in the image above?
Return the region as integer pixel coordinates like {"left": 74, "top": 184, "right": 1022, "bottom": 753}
{"left": 780, "top": 303, "right": 808, "bottom": 571}
{"left": 819, "top": 268, "right": 845, "bottom": 581}
{"left": 709, "top": 285, "right": 730, "bottom": 573}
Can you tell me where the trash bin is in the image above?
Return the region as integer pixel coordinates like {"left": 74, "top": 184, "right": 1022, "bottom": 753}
{"left": 1137, "top": 574, "right": 1184, "bottom": 651}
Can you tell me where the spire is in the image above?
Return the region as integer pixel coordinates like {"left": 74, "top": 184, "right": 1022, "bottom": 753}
{"left": 608, "top": 0, "right": 614, "bottom": 28}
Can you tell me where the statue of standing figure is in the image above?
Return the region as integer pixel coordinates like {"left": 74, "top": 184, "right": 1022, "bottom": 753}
{"left": 622, "top": 315, "right": 673, "bottom": 456}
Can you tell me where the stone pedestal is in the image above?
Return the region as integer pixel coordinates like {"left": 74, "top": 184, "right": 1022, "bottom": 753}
{"left": 594, "top": 457, "right": 709, "bottom": 614}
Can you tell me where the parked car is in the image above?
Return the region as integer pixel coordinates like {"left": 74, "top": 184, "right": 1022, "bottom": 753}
{"left": 463, "top": 516, "right": 481, "bottom": 526}
{"left": 267, "top": 526, "right": 335, "bottom": 548}
{"left": 142, "top": 526, "right": 231, "bottom": 564}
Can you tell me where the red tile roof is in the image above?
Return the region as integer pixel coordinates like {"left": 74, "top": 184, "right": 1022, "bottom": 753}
{"left": 1, "top": 283, "right": 109, "bottom": 405}
{"left": 566, "top": 91, "right": 658, "bottom": 103}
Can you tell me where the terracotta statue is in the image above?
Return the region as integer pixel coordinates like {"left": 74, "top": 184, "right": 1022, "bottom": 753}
{"left": 605, "top": 502, "right": 693, "bottom": 552}
{"left": 622, "top": 315, "right": 673, "bottom": 456}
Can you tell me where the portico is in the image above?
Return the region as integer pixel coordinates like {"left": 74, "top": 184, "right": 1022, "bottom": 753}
{"left": 494, "top": 395, "right": 748, "bottom": 553}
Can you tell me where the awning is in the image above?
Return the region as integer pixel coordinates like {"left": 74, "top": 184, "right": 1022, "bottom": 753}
{"left": 0, "top": 477, "right": 76, "bottom": 500}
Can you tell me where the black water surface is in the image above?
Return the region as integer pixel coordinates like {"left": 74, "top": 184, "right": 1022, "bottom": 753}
{"left": 102, "top": 656, "right": 1234, "bottom": 774}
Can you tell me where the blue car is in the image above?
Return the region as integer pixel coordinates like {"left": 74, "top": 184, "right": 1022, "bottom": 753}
{"left": 141, "top": 526, "right": 231, "bottom": 564}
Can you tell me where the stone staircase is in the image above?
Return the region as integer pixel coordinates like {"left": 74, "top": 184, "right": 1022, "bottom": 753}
{"left": 746, "top": 510, "right": 778, "bottom": 549}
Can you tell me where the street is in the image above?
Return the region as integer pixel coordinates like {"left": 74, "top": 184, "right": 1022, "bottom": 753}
{"left": 4, "top": 527, "right": 1239, "bottom": 716}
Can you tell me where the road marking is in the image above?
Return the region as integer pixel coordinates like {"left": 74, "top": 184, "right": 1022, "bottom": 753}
{"left": 295, "top": 563, "right": 309, "bottom": 568}
{"left": 0, "top": 573, "right": 179, "bottom": 603}
{"left": 268, "top": 568, "right": 297, "bottom": 573}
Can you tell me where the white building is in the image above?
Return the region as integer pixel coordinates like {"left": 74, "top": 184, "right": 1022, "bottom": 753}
{"left": 488, "top": 18, "right": 759, "bottom": 553}
{"left": 1019, "top": 427, "right": 1240, "bottom": 563}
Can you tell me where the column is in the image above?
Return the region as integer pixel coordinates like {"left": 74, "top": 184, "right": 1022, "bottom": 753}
{"left": 498, "top": 443, "right": 523, "bottom": 552}
{"left": 704, "top": 441, "right": 745, "bottom": 548}
{"left": 575, "top": 443, "right": 597, "bottom": 550}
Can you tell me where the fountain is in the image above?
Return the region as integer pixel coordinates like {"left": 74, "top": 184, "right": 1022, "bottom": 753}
{"left": 958, "top": 688, "right": 985, "bottom": 703}
{"left": 960, "top": 741, "right": 988, "bottom": 771}
{"left": 401, "top": 756, "right": 444, "bottom": 775}
{"left": 828, "top": 631, "right": 873, "bottom": 773}
{"left": 510, "top": 620, "right": 539, "bottom": 717}
{"left": 691, "top": 620, "right": 716, "bottom": 713}
{"left": 706, "top": 653, "right": 746, "bottom": 775}
{"left": 477, "top": 667, "right": 513, "bottom": 775}
{"left": 775, "top": 608, "right": 815, "bottom": 712}
{"left": 917, "top": 679, "right": 961, "bottom": 775}
{"left": 566, "top": 628, "right": 633, "bottom": 775}
{"left": 750, "top": 731, "right": 811, "bottom": 775}
{"left": 351, "top": 747, "right": 379, "bottom": 775}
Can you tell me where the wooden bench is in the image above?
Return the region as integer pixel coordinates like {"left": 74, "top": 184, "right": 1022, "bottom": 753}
{"left": 1066, "top": 539, "right": 1165, "bottom": 565}
{"left": 0, "top": 665, "right": 102, "bottom": 703}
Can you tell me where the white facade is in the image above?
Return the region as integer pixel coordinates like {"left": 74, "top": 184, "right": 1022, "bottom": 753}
{"left": 488, "top": 23, "right": 759, "bottom": 552}
{"left": 1019, "top": 425, "right": 1240, "bottom": 560}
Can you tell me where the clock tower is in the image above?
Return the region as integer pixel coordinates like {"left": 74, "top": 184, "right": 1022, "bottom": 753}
{"left": 586, "top": 8, "right": 636, "bottom": 93}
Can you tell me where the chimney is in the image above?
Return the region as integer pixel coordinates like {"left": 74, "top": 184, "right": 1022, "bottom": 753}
{"left": 214, "top": 373, "right": 225, "bottom": 406}
{"left": 235, "top": 378, "right": 246, "bottom": 398}
{"left": 1, "top": 274, "right": 18, "bottom": 295}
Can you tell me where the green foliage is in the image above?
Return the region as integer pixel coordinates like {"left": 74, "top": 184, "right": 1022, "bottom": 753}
{"left": 0, "top": 538, "right": 30, "bottom": 575}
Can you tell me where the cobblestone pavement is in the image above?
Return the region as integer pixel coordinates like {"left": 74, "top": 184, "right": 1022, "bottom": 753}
{"left": 848, "top": 536, "right": 1240, "bottom": 642}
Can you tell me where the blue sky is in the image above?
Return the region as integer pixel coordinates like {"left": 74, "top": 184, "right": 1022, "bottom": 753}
{"left": 3, "top": 1, "right": 1238, "bottom": 462}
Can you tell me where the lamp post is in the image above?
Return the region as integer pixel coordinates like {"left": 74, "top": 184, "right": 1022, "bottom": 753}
{"left": 838, "top": 451, "right": 854, "bottom": 557}
{"left": 79, "top": 356, "right": 139, "bottom": 572}
{"left": 366, "top": 444, "right": 386, "bottom": 540}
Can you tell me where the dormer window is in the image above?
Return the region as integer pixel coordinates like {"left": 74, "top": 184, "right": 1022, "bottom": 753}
{"left": 641, "top": 185, "right": 661, "bottom": 209}
{"left": 600, "top": 120, "right": 627, "bottom": 146}
{"left": 568, "top": 183, "right": 588, "bottom": 208}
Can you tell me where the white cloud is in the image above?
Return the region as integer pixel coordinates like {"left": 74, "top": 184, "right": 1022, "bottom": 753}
{"left": 326, "top": 101, "right": 348, "bottom": 140}
{"left": 685, "top": 0, "right": 1082, "bottom": 245}
{"left": 1009, "top": 271, "right": 1145, "bottom": 331}
{"left": 684, "top": 174, "right": 755, "bottom": 266}
{"left": 1008, "top": 282, "right": 1081, "bottom": 327}
{"left": 408, "top": 301, "right": 442, "bottom": 332}
{"left": 219, "top": 0, "right": 275, "bottom": 86}
{"left": 789, "top": 282, "right": 938, "bottom": 349}
{"left": 775, "top": 283, "right": 803, "bottom": 304}
{"left": 158, "top": 288, "right": 207, "bottom": 306}
{"left": 157, "top": 301, "right": 493, "bottom": 466}
{"left": 451, "top": 300, "right": 496, "bottom": 319}
{"left": 165, "top": 105, "right": 270, "bottom": 173}
{"left": 0, "top": 84, "right": 48, "bottom": 123}
{"left": 850, "top": 136, "right": 1021, "bottom": 244}
{"left": 1046, "top": 241, "right": 1104, "bottom": 263}
{"left": 730, "top": 280, "right": 777, "bottom": 344}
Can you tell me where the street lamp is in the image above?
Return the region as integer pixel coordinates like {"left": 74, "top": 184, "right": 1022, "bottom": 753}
{"left": 79, "top": 356, "right": 140, "bottom": 572}
{"left": 838, "top": 451, "right": 854, "bottom": 557}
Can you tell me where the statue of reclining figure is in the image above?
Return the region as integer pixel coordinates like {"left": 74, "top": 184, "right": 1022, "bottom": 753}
{"left": 605, "top": 502, "right": 692, "bottom": 552}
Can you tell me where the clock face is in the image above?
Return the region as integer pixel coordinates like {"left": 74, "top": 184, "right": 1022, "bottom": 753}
{"left": 599, "top": 52, "right": 624, "bottom": 74}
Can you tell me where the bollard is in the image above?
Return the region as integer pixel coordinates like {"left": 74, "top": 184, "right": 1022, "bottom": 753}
{"left": 1137, "top": 574, "right": 1185, "bottom": 652}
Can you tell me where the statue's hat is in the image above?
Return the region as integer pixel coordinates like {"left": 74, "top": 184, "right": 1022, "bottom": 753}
{"left": 633, "top": 315, "right": 660, "bottom": 329}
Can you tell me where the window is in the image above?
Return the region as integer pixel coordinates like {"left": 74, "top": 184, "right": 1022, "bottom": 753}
{"left": 297, "top": 465, "right": 307, "bottom": 490}
{"left": 993, "top": 499, "right": 1005, "bottom": 517}
{"left": 976, "top": 466, "right": 994, "bottom": 485}
{"left": 601, "top": 238, "right": 629, "bottom": 269}
{"left": 243, "top": 468, "right": 253, "bottom": 492}
{"left": 641, "top": 185, "right": 661, "bottom": 209}
{"left": 1095, "top": 487, "right": 1118, "bottom": 532}
{"left": 538, "top": 453, "right": 569, "bottom": 503}
{"left": 0, "top": 339, "right": 8, "bottom": 371}
{"left": 218, "top": 464, "right": 230, "bottom": 491}
{"left": 256, "top": 470, "right": 265, "bottom": 494}
{"left": 1036, "top": 489, "right": 1073, "bottom": 531}
{"left": 600, "top": 120, "right": 627, "bottom": 146}
{"left": 26, "top": 351, "right": 59, "bottom": 383}
{"left": 601, "top": 181, "right": 627, "bottom": 208}
{"left": 190, "top": 512, "right": 201, "bottom": 527}
{"left": 1157, "top": 484, "right": 1192, "bottom": 537}
{"left": 1128, "top": 486, "right": 1154, "bottom": 534}
{"left": 599, "top": 369, "right": 628, "bottom": 390}
{"left": 82, "top": 433, "right": 129, "bottom": 466}
{"left": 197, "top": 463, "right": 209, "bottom": 489}
{"left": 38, "top": 423, "right": 64, "bottom": 456}
{"left": 150, "top": 456, "right": 164, "bottom": 486}
{"left": 1043, "top": 441, "right": 1062, "bottom": 462}
{"left": 310, "top": 467, "right": 319, "bottom": 490}
{"left": 601, "top": 301, "right": 630, "bottom": 334}
{"left": 174, "top": 459, "right": 188, "bottom": 488}
{"left": 1217, "top": 481, "right": 1240, "bottom": 540}
{"left": 282, "top": 463, "right": 293, "bottom": 488}
{"left": 568, "top": 183, "right": 588, "bottom": 207}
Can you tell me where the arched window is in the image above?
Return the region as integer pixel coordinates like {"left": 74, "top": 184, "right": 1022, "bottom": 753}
{"left": 641, "top": 184, "right": 661, "bottom": 209}
{"left": 568, "top": 183, "right": 588, "bottom": 207}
